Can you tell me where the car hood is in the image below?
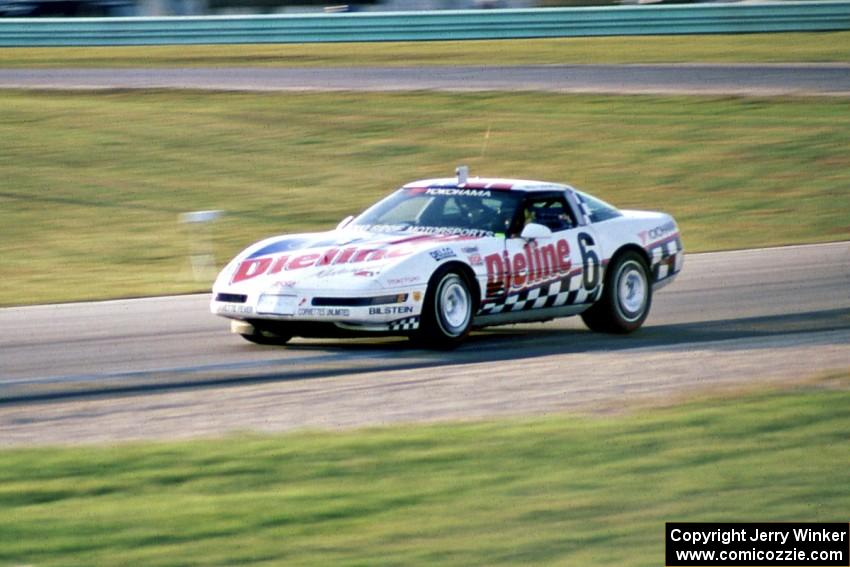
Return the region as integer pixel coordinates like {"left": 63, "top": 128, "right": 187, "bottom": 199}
{"left": 215, "top": 227, "right": 480, "bottom": 292}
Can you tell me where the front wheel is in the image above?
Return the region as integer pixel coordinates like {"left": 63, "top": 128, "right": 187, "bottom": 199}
{"left": 414, "top": 267, "right": 474, "bottom": 349}
{"left": 581, "top": 251, "right": 651, "bottom": 334}
{"left": 235, "top": 321, "right": 292, "bottom": 345}
{"left": 239, "top": 331, "right": 292, "bottom": 345}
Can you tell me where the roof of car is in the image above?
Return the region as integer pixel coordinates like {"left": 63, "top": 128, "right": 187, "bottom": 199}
{"left": 402, "top": 177, "right": 573, "bottom": 193}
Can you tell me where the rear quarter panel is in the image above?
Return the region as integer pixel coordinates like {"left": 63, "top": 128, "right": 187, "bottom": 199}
{"left": 592, "top": 210, "right": 684, "bottom": 287}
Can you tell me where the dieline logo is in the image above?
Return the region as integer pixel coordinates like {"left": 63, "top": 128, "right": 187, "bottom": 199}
{"left": 232, "top": 245, "right": 414, "bottom": 284}
{"left": 484, "top": 238, "right": 572, "bottom": 292}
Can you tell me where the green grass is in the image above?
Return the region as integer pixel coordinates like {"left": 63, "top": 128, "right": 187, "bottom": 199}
{"left": 2, "top": 89, "right": 849, "bottom": 305}
{"left": 0, "top": 376, "right": 848, "bottom": 566}
{"left": 1, "top": 32, "right": 849, "bottom": 68}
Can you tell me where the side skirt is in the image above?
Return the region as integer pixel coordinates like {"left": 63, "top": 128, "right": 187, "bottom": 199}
{"left": 473, "top": 304, "right": 591, "bottom": 328}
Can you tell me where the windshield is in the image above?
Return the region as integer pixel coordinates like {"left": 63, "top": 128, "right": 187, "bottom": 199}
{"left": 352, "top": 187, "right": 522, "bottom": 237}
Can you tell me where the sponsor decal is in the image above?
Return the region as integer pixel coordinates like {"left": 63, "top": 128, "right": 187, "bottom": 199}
{"left": 467, "top": 253, "right": 483, "bottom": 266}
{"left": 232, "top": 245, "right": 414, "bottom": 284}
{"left": 369, "top": 306, "right": 415, "bottom": 315}
{"left": 220, "top": 304, "right": 254, "bottom": 315}
{"left": 639, "top": 221, "right": 677, "bottom": 245}
{"left": 416, "top": 226, "right": 493, "bottom": 237}
{"left": 366, "top": 224, "right": 494, "bottom": 238}
{"left": 412, "top": 291, "right": 422, "bottom": 302}
{"left": 297, "top": 307, "right": 351, "bottom": 318}
{"left": 386, "top": 276, "right": 422, "bottom": 286}
{"left": 425, "top": 188, "right": 492, "bottom": 198}
{"left": 315, "top": 265, "right": 385, "bottom": 278}
{"left": 354, "top": 270, "right": 376, "bottom": 277}
{"left": 484, "top": 238, "right": 572, "bottom": 292}
{"left": 430, "top": 247, "right": 457, "bottom": 262}
{"left": 461, "top": 246, "right": 479, "bottom": 254}
{"left": 479, "top": 232, "right": 601, "bottom": 313}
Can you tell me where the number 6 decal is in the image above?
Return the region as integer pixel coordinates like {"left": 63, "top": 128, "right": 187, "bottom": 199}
{"left": 578, "top": 232, "right": 601, "bottom": 291}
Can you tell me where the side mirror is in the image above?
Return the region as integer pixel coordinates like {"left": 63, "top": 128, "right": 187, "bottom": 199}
{"left": 336, "top": 215, "right": 355, "bottom": 230}
{"left": 520, "top": 223, "right": 552, "bottom": 240}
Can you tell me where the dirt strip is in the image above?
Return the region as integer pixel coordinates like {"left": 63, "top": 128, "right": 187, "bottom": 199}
{"left": 1, "top": 65, "right": 850, "bottom": 96}
{"left": 1, "top": 329, "right": 847, "bottom": 447}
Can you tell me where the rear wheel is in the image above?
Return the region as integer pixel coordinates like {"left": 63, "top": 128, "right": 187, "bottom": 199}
{"left": 415, "top": 267, "right": 474, "bottom": 349}
{"left": 581, "top": 251, "right": 651, "bottom": 333}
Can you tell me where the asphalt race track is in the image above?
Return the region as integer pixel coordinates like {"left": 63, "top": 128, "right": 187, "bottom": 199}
{"left": 1, "top": 64, "right": 850, "bottom": 96}
{"left": 1, "top": 242, "right": 849, "bottom": 445}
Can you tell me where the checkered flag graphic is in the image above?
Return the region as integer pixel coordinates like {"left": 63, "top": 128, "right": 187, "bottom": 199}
{"left": 648, "top": 236, "right": 683, "bottom": 281}
{"left": 575, "top": 197, "right": 593, "bottom": 225}
{"left": 478, "top": 274, "right": 601, "bottom": 315}
{"left": 388, "top": 316, "right": 420, "bottom": 331}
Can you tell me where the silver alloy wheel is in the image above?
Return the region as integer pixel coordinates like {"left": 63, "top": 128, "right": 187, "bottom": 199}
{"left": 436, "top": 274, "right": 471, "bottom": 337}
{"left": 616, "top": 260, "right": 648, "bottom": 322}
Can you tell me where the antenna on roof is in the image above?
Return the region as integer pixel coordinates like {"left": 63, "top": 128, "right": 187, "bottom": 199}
{"left": 480, "top": 122, "right": 491, "bottom": 158}
{"left": 456, "top": 165, "right": 469, "bottom": 185}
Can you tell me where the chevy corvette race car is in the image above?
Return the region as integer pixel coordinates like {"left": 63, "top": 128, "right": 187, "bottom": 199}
{"left": 211, "top": 168, "right": 683, "bottom": 348}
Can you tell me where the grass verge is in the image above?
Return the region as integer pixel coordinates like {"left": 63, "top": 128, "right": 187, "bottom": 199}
{"left": 0, "top": 375, "right": 848, "bottom": 566}
{"left": 1, "top": 32, "right": 849, "bottom": 68}
{"left": 1, "top": 90, "right": 848, "bottom": 305}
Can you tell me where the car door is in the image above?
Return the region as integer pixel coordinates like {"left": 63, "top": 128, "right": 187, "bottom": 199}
{"left": 479, "top": 192, "right": 602, "bottom": 315}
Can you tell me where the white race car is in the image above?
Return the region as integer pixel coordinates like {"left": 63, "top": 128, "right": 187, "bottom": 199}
{"left": 211, "top": 168, "right": 683, "bottom": 348}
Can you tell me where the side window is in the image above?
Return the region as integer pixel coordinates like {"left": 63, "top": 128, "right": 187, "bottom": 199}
{"left": 576, "top": 191, "right": 622, "bottom": 223}
{"left": 515, "top": 197, "right": 576, "bottom": 234}
{"left": 442, "top": 197, "right": 461, "bottom": 216}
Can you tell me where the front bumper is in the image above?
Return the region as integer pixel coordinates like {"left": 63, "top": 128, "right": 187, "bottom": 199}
{"left": 210, "top": 285, "right": 426, "bottom": 332}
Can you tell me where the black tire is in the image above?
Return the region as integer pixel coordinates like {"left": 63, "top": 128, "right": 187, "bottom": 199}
{"left": 414, "top": 266, "right": 475, "bottom": 349}
{"left": 581, "top": 250, "right": 652, "bottom": 334}
{"left": 239, "top": 329, "right": 292, "bottom": 345}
